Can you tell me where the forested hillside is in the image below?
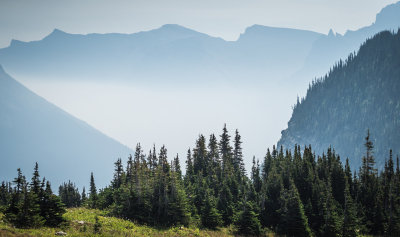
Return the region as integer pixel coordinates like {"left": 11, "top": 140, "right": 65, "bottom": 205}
{"left": 279, "top": 30, "right": 400, "bottom": 170}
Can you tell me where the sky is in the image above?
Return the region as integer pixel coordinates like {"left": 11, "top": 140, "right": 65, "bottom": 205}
{"left": 0, "top": 0, "right": 398, "bottom": 48}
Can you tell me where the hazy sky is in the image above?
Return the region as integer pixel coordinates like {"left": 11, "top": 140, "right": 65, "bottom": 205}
{"left": 0, "top": 0, "right": 398, "bottom": 48}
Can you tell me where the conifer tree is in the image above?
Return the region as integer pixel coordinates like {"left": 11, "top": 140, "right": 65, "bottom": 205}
{"left": 251, "top": 156, "right": 262, "bottom": 193}
{"left": 18, "top": 183, "right": 44, "bottom": 228}
{"left": 233, "top": 129, "right": 245, "bottom": 176}
{"left": 236, "top": 201, "right": 262, "bottom": 236}
{"left": 42, "top": 181, "right": 66, "bottom": 227}
{"left": 277, "top": 180, "right": 311, "bottom": 237}
{"left": 185, "top": 149, "right": 194, "bottom": 187}
{"left": 31, "top": 162, "right": 41, "bottom": 195}
{"left": 342, "top": 176, "right": 358, "bottom": 237}
{"left": 113, "top": 158, "right": 124, "bottom": 189}
{"left": 173, "top": 154, "right": 182, "bottom": 180}
{"left": 219, "top": 124, "right": 232, "bottom": 174}
{"left": 217, "top": 180, "right": 235, "bottom": 226}
{"left": 321, "top": 178, "right": 342, "bottom": 237}
{"left": 89, "top": 172, "right": 98, "bottom": 208}
{"left": 81, "top": 187, "right": 87, "bottom": 204}
{"left": 201, "top": 190, "right": 221, "bottom": 229}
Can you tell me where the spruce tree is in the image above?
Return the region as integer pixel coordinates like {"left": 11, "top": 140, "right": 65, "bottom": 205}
{"left": 342, "top": 176, "right": 358, "bottom": 237}
{"left": 31, "top": 162, "right": 41, "bottom": 195}
{"left": 277, "top": 180, "right": 311, "bottom": 237}
{"left": 89, "top": 172, "right": 98, "bottom": 209}
{"left": 235, "top": 201, "right": 262, "bottom": 236}
{"left": 42, "top": 181, "right": 66, "bottom": 227}
{"left": 233, "top": 129, "right": 245, "bottom": 176}
{"left": 81, "top": 187, "right": 87, "bottom": 204}
{"left": 219, "top": 124, "right": 232, "bottom": 174}
{"left": 201, "top": 191, "right": 221, "bottom": 229}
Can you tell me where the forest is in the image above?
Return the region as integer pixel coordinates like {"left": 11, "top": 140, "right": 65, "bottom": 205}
{"left": 279, "top": 30, "right": 400, "bottom": 171}
{"left": 1, "top": 125, "right": 400, "bottom": 236}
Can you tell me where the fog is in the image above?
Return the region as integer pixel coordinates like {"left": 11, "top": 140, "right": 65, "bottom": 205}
{"left": 19, "top": 77, "right": 298, "bottom": 173}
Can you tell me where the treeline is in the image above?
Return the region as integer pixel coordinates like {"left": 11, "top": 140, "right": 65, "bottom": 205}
{"left": 1, "top": 125, "right": 400, "bottom": 236}
{"left": 0, "top": 163, "right": 66, "bottom": 228}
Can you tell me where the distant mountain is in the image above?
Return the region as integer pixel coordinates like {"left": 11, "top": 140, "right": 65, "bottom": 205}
{"left": 294, "top": 2, "right": 400, "bottom": 86}
{"left": 278, "top": 30, "right": 400, "bottom": 170}
{"left": 0, "top": 23, "right": 322, "bottom": 85}
{"left": 0, "top": 66, "right": 132, "bottom": 188}
{"left": 0, "top": 3, "right": 399, "bottom": 88}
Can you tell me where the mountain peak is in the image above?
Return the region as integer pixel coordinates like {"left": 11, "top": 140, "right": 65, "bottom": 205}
{"left": 328, "top": 29, "right": 335, "bottom": 36}
{"left": 375, "top": 1, "right": 400, "bottom": 27}
{"left": 43, "top": 28, "right": 69, "bottom": 40}
{"left": 157, "top": 24, "right": 200, "bottom": 35}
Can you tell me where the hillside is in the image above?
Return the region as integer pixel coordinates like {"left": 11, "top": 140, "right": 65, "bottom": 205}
{"left": 0, "top": 66, "right": 132, "bottom": 188}
{"left": 278, "top": 30, "right": 400, "bottom": 170}
{"left": 0, "top": 208, "right": 235, "bottom": 237}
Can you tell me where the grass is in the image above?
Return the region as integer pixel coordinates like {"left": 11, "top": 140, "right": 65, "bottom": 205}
{"left": 0, "top": 208, "right": 236, "bottom": 237}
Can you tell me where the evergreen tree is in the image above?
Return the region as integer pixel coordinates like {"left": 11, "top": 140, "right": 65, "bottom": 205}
{"left": 217, "top": 180, "right": 235, "bottom": 226}
{"left": 81, "top": 187, "right": 87, "bottom": 204}
{"left": 201, "top": 191, "right": 221, "bottom": 229}
{"left": 233, "top": 129, "right": 245, "bottom": 176}
{"left": 31, "top": 162, "right": 41, "bottom": 195}
{"left": 112, "top": 158, "right": 124, "bottom": 189}
{"left": 58, "top": 181, "right": 81, "bottom": 207}
{"left": 94, "top": 215, "right": 102, "bottom": 234}
{"left": 277, "top": 180, "right": 311, "bottom": 237}
{"left": 342, "top": 177, "right": 358, "bottom": 237}
{"left": 173, "top": 154, "right": 182, "bottom": 180}
{"left": 321, "top": 178, "right": 342, "bottom": 237}
{"left": 235, "top": 201, "right": 262, "bottom": 236}
{"left": 89, "top": 172, "right": 98, "bottom": 209}
{"left": 42, "top": 181, "right": 66, "bottom": 227}
{"left": 219, "top": 124, "right": 232, "bottom": 174}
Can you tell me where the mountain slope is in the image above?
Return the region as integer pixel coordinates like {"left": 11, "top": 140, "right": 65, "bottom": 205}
{"left": 295, "top": 1, "right": 400, "bottom": 86}
{"left": 0, "top": 66, "right": 132, "bottom": 188}
{"left": 278, "top": 30, "right": 400, "bottom": 170}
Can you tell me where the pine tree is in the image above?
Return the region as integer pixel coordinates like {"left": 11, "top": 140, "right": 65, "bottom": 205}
{"left": 94, "top": 215, "right": 102, "bottom": 234}
{"left": 81, "top": 187, "right": 87, "bottom": 204}
{"left": 173, "top": 154, "right": 182, "bottom": 180}
{"left": 277, "top": 180, "right": 311, "bottom": 237}
{"left": 251, "top": 156, "right": 262, "bottom": 193}
{"left": 193, "top": 135, "right": 207, "bottom": 176}
{"left": 89, "top": 172, "right": 98, "bottom": 209}
{"left": 217, "top": 180, "right": 235, "bottom": 226}
{"left": 235, "top": 201, "right": 262, "bottom": 236}
{"left": 113, "top": 158, "right": 124, "bottom": 189}
{"left": 31, "top": 162, "right": 41, "bottom": 195}
{"left": 184, "top": 149, "right": 194, "bottom": 185}
{"left": 201, "top": 190, "right": 221, "bottom": 229}
{"left": 233, "top": 129, "right": 245, "bottom": 177}
{"left": 18, "top": 183, "right": 44, "bottom": 228}
{"left": 42, "top": 181, "right": 66, "bottom": 227}
{"left": 342, "top": 176, "right": 358, "bottom": 237}
{"left": 321, "top": 178, "right": 342, "bottom": 237}
{"left": 219, "top": 124, "right": 232, "bottom": 174}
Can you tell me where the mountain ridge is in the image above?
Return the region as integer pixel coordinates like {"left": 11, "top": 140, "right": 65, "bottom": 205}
{"left": 0, "top": 66, "right": 133, "bottom": 188}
